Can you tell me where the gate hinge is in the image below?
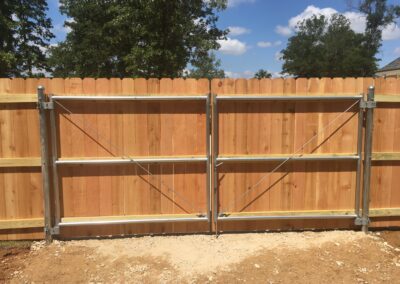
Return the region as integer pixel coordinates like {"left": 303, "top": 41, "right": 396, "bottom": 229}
{"left": 38, "top": 101, "right": 54, "bottom": 110}
{"left": 360, "top": 100, "right": 376, "bottom": 109}
{"left": 354, "top": 217, "right": 369, "bottom": 226}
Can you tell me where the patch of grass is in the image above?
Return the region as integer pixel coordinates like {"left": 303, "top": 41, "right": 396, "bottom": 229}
{"left": 0, "top": 241, "right": 32, "bottom": 249}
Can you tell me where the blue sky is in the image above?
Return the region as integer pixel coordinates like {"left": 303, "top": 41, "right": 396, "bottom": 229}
{"left": 47, "top": 0, "right": 400, "bottom": 78}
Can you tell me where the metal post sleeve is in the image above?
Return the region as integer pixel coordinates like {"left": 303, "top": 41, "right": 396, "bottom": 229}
{"left": 361, "top": 86, "right": 375, "bottom": 232}
{"left": 38, "top": 86, "right": 53, "bottom": 242}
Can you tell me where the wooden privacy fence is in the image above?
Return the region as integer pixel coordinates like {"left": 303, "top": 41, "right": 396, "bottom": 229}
{"left": 0, "top": 77, "right": 399, "bottom": 240}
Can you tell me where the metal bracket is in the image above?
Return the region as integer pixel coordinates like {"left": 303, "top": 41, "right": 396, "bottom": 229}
{"left": 354, "top": 217, "right": 369, "bottom": 226}
{"left": 45, "top": 225, "right": 60, "bottom": 235}
{"left": 51, "top": 225, "right": 60, "bottom": 235}
{"left": 38, "top": 101, "right": 54, "bottom": 110}
{"left": 360, "top": 100, "right": 376, "bottom": 109}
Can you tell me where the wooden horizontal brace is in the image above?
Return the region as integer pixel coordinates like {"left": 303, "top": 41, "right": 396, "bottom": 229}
{"left": 50, "top": 93, "right": 206, "bottom": 96}
{"left": 60, "top": 214, "right": 208, "bottom": 226}
{"left": 369, "top": 208, "right": 400, "bottom": 217}
{"left": 375, "top": 94, "right": 400, "bottom": 103}
{"left": 217, "top": 153, "right": 359, "bottom": 162}
{"left": 62, "top": 213, "right": 204, "bottom": 223}
{"left": 0, "top": 218, "right": 44, "bottom": 230}
{"left": 57, "top": 156, "right": 207, "bottom": 165}
{"left": 215, "top": 93, "right": 362, "bottom": 97}
{"left": 0, "top": 157, "right": 41, "bottom": 168}
{"left": 0, "top": 93, "right": 37, "bottom": 103}
{"left": 220, "top": 210, "right": 355, "bottom": 217}
{"left": 372, "top": 152, "right": 400, "bottom": 161}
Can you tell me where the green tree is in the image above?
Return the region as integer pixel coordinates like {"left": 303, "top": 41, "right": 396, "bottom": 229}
{"left": 253, "top": 69, "right": 272, "bottom": 79}
{"left": 13, "top": 0, "right": 54, "bottom": 76}
{"left": 358, "top": 0, "right": 400, "bottom": 58}
{"left": 0, "top": 1, "right": 16, "bottom": 77}
{"left": 187, "top": 52, "right": 225, "bottom": 79}
{"left": 281, "top": 14, "right": 377, "bottom": 77}
{"left": 0, "top": 0, "right": 54, "bottom": 77}
{"left": 50, "top": 0, "right": 228, "bottom": 78}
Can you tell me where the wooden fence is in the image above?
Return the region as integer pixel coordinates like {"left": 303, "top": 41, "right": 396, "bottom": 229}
{"left": 0, "top": 77, "right": 399, "bottom": 240}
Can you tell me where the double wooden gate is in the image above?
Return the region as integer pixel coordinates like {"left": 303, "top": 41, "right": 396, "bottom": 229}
{"left": 37, "top": 81, "right": 377, "bottom": 241}
{"left": 1, "top": 78, "right": 400, "bottom": 241}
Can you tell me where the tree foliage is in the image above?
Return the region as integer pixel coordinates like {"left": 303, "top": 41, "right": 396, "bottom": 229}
{"left": 187, "top": 52, "right": 225, "bottom": 79}
{"left": 281, "top": 14, "right": 377, "bottom": 77}
{"left": 253, "top": 69, "right": 272, "bottom": 79}
{"left": 0, "top": 1, "right": 15, "bottom": 77}
{"left": 359, "top": 0, "right": 400, "bottom": 55}
{"left": 0, "top": 0, "right": 54, "bottom": 77}
{"left": 50, "top": 0, "right": 227, "bottom": 78}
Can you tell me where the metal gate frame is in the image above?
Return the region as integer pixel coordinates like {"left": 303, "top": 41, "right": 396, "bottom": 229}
{"left": 38, "top": 87, "right": 212, "bottom": 240}
{"left": 212, "top": 93, "right": 373, "bottom": 229}
{"left": 38, "top": 85, "right": 380, "bottom": 242}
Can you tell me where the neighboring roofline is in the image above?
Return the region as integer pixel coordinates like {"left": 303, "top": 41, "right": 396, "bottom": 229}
{"left": 379, "top": 66, "right": 400, "bottom": 72}
{"left": 379, "top": 57, "right": 400, "bottom": 72}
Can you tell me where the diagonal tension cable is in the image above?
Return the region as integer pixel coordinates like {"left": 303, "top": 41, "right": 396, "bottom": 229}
{"left": 225, "top": 98, "right": 361, "bottom": 212}
{"left": 53, "top": 99, "right": 202, "bottom": 214}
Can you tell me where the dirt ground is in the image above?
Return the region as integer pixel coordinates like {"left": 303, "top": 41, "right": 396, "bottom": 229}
{"left": 1, "top": 230, "right": 400, "bottom": 283}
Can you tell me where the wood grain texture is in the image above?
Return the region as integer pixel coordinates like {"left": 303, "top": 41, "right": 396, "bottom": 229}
{"left": 0, "top": 93, "right": 37, "bottom": 103}
{"left": 0, "top": 78, "right": 399, "bottom": 239}
{"left": 0, "top": 158, "right": 41, "bottom": 167}
{"left": 0, "top": 79, "right": 43, "bottom": 240}
{"left": 211, "top": 78, "right": 359, "bottom": 230}
{"left": 55, "top": 78, "right": 209, "bottom": 237}
{"left": 370, "top": 77, "right": 400, "bottom": 227}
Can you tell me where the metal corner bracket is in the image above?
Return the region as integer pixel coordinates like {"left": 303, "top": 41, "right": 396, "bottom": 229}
{"left": 45, "top": 225, "right": 60, "bottom": 235}
{"left": 359, "top": 100, "right": 376, "bottom": 109}
{"left": 354, "top": 217, "right": 369, "bottom": 226}
{"left": 39, "top": 101, "right": 54, "bottom": 110}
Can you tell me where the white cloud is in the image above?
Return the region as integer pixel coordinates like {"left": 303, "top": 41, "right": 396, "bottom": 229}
{"left": 225, "top": 70, "right": 287, "bottom": 78}
{"left": 217, "top": 37, "right": 248, "bottom": 55}
{"left": 275, "top": 51, "right": 283, "bottom": 61}
{"left": 227, "top": 0, "right": 256, "bottom": 8}
{"left": 275, "top": 5, "right": 400, "bottom": 41}
{"left": 272, "top": 72, "right": 284, "bottom": 78}
{"left": 52, "top": 24, "right": 70, "bottom": 35}
{"left": 225, "top": 70, "right": 255, "bottom": 78}
{"left": 228, "top": 26, "right": 251, "bottom": 36}
{"left": 257, "top": 40, "right": 282, "bottom": 48}
{"left": 343, "top": 11, "right": 366, "bottom": 33}
{"left": 286, "top": 6, "right": 337, "bottom": 31}
{"left": 383, "top": 23, "right": 400, "bottom": 40}
{"left": 394, "top": 47, "right": 400, "bottom": 56}
{"left": 275, "top": 25, "right": 292, "bottom": 36}
{"left": 11, "top": 13, "right": 19, "bottom": 21}
{"left": 257, "top": 41, "right": 272, "bottom": 48}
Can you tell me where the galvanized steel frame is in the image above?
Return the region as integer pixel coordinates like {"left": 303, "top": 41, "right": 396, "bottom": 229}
{"left": 213, "top": 94, "right": 366, "bottom": 225}
{"left": 38, "top": 88, "right": 212, "bottom": 239}
{"left": 37, "top": 87, "right": 382, "bottom": 240}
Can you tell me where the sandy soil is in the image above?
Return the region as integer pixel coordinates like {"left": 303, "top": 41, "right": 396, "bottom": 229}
{"left": 1, "top": 230, "right": 400, "bottom": 283}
